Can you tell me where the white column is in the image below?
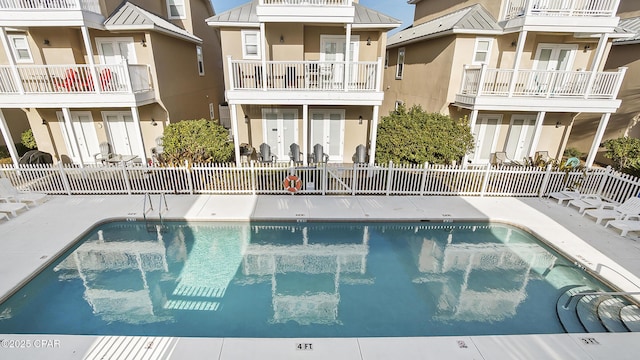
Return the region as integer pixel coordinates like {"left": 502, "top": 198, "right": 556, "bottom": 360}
{"left": 230, "top": 104, "right": 241, "bottom": 165}
{"left": 462, "top": 109, "right": 479, "bottom": 166}
{"left": 130, "top": 107, "right": 147, "bottom": 162}
{"left": 81, "top": 26, "right": 100, "bottom": 94}
{"left": 260, "top": 23, "right": 267, "bottom": 91}
{"left": 585, "top": 33, "right": 609, "bottom": 98}
{"left": 529, "top": 111, "right": 546, "bottom": 157}
{"left": 0, "top": 109, "right": 19, "bottom": 166}
{"left": 368, "top": 105, "right": 379, "bottom": 165}
{"left": 507, "top": 30, "right": 527, "bottom": 97}
{"left": 344, "top": 24, "right": 351, "bottom": 92}
{"left": 585, "top": 113, "right": 611, "bottom": 168}
{"left": 0, "top": 27, "right": 24, "bottom": 94}
{"left": 62, "top": 107, "right": 83, "bottom": 167}
{"left": 303, "top": 104, "right": 308, "bottom": 166}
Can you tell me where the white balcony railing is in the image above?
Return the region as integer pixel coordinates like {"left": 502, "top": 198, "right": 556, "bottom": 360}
{"left": 0, "top": 63, "right": 152, "bottom": 94}
{"left": 0, "top": 0, "right": 101, "bottom": 13}
{"left": 229, "top": 60, "right": 380, "bottom": 91}
{"left": 459, "top": 65, "right": 626, "bottom": 100}
{"left": 259, "top": 0, "right": 352, "bottom": 5}
{"left": 504, "top": 0, "right": 619, "bottom": 20}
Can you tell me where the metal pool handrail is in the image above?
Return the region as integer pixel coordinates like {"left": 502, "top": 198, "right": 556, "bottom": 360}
{"left": 563, "top": 291, "right": 640, "bottom": 309}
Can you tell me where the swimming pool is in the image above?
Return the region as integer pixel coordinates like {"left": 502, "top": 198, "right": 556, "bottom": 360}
{"left": 0, "top": 221, "right": 619, "bottom": 337}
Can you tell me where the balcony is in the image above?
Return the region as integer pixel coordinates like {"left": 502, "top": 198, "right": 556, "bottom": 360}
{"left": 454, "top": 65, "right": 626, "bottom": 112}
{"left": 0, "top": 63, "right": 155, "bottom": 108}
{"left": 502, "top": 0, "right": 620, "bottom": 32}
{"left": 0, "top": 0, "right": 104, "bottom": 27}
{"left": 226, "top": 58, "right": 383, "bottom": 105}
{"left": 256, "top": 0, "right": 355, "bottom": 23}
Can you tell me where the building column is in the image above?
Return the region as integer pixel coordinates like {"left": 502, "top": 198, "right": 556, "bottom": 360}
{"left": 130, "top": 107, "right": 147, "bottom": 163}
{"left": 260, "top": 23, "right": 267, "bottom": 91}
{"left": 585, "top": 113, "right": 611, "bottom": 167}
{"left": 585, "top": 33, "right": 609, "bottom": 98}
{"left": 368, "top": 105, "right": 380, "bottom": 164}
{"left": 529, "top": 111, "right": 546, "bottom": 157}
{"left": 62, "top": 107, "right": 83, "bottom": 167}
{"left": 81, "top": 26, "right": 100, "bottom": 95}
{"left": 302, "top": 104, "right": 308, "bottom": 165}
{"left": 507, "top": 30, "right": 527, "bottom": 97}
{"left": 462, "top": 109, "right": 479, "bottom": 166}
{"left": 230, "top": 104, "right": 241, "bottom": 165}
{"left": 0, "top": 109, "right": 19, "bottom": 166}
{"left": 344, "top": 23, "right": 352, "bottom": 92}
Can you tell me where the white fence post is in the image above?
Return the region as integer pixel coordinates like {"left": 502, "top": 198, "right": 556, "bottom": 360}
{"left": 322, "top": 163, "right": 328, "bottom": 195}
{"left": 480, "top": 163, "right": 491, "bottom": 196}
{"left": 352, "top": 162, "right": 357, "bottom": 196}
{"left": 538, "top": 163, "right": 553, "bottom": 197}
{"left": 58, "top": 162, "right": 72, "bottom": 195}
{"left": 597, "top": 165, "right": 612, "bottom": 196}
{"left": 251, "top": 161, "right": 256, "bottom": 195}
{"left": 122, "top": 163, "right": 132, "bottom": 195}
{"left": 185, "top": 160, "right": 194, "bottom": 195}
{"left": 386, "top": 161, "right": 394, "bottom": 196}
{"left": 420, "top": 162, "right": 429, "bottom": 196}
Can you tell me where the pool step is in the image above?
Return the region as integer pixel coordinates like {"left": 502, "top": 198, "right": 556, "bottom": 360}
{"left": 621, "top": 305, "right": 640, "bottom": 331}
{"left": 596, "top": 298, "right": 628, "bottom": 332}
{"left": 577, "top": 294, "right": 609, "bottom": 333}
{"left": 556, "top": 286, "right": 592, "bottom": 333}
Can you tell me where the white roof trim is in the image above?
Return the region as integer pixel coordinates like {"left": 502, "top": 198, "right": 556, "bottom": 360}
{"left": 206, "top": 21, "right": 260, "bottom": 28}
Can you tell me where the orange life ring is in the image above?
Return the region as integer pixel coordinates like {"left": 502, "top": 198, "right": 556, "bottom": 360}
{"left": 283, "top": 174, "right": 302, "bottom": 193}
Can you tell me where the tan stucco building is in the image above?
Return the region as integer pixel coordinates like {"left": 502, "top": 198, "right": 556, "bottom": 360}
{"left": 207, "top": 0, "right": 400, "bottom": 165}
{"left": 383, "top": 0, "right": 630, "bottom": 167}
{"left": 0, "top": 0, "right": 225, "bottom": 165}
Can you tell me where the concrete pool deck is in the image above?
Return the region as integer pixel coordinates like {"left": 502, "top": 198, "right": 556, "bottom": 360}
{"left": 0, "top": 194, "right": 640, "bottom": 359}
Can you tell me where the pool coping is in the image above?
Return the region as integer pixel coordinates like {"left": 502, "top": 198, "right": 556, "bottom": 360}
{"left": 1, "top": 194, "right": 640, "bottom": 359}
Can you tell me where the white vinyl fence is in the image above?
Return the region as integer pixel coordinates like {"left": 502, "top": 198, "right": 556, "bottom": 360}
{"left": 0, "top": 162, "right": 638, "bottom": 202}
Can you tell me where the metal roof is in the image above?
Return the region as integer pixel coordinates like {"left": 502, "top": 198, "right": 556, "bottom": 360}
{"left": 104, "top": 2, "right": 202, "bottom": 43}
{"left": 387, "top": 4, "right": 502, "bottom": 48}
{"left": 206, "top": 0, "right": 400, "bottom": 28}
{"left": 614, "top": 17, "right": 640, "bottom": 44}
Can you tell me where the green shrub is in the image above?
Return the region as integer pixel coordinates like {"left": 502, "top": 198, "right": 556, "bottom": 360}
{"left": 375, "top": 105, "right": 474, "bottom": 165}
{"left": 563, "top": 147, "right": 583, "bottom": 159}
{"left": 602, "top": 137, "right": 640, "bottom": 171}
{"left": 161, "top": 119, "right": 234, "bottom": 165}
{"left": 21, "top": 129, "right": 37, "bottom": 149}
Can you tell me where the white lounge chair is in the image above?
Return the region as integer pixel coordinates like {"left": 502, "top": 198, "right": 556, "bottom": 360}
{"left": 0, "top": 178, "right": 47, "bottom": 207}
{"left": 567, "top": 194, "right": 609, "bottom": 214}
{"left": 548, "top": 189, "right": 581, "bottom": 205}
{"left": 583, "top": 197, "right": 640, "bottom": 225}
{"left": 0, "top": 202, "right": 27, "bottom": 217}
{"left": 605, "top": 216, "right": 640, "bottom": 237}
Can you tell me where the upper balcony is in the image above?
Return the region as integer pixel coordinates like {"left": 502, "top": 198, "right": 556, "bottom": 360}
{"left": 225, "top": 57, "right": 383, "bottom": 105}
{"left": 256, "top": 0, "right": 355, "bottom": 23}
{"left": 502, "top": 0, "right": 620, "bottom": 33}
{"left": 0, "top": 63, "right": 155, "bottom": 108}
{"left": 454, "top": 64, "right": 626, "bottom": 113}
{"left": 0, "top": 0, "right": 104, "bottom": 27}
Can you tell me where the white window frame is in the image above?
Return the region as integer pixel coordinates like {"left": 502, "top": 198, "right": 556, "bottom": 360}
{"left": 8, "top": 34, "right": 33, "bottom": 63}
{"left": 472, "top": 38, "right": 493, "bottom": 65}
{"left": 309, "top": 109, "right": 346, "bottom": 162}
{"left": 167, "top": 0, "right": 186, "bottom": 19}
{"left": 241, "top": 30, "right": 261, "bottom": 60}
{"left": 396, "top": 47, "right": 405, "bottom": 79}
{"left": 196, "top": 45, "right": 204, "bottom": 76}
{"left": 261, "top": 108, "right": 299, "bottom": 161}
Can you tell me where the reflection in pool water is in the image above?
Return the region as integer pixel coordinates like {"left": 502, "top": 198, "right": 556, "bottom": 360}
{"left": 0, "top": 221, "right": 607, "bottom": 337}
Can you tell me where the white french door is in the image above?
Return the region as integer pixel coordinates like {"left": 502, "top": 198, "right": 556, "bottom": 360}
{"left": 310, "top": 109, "right": 345, "bottom": 162}
{"left": 320, "top": 35, "right": 359, "bottom": 88}
{"left": 472, "top": 115, "right": 502, "bottom": 164}
{"left": 58, "top": 111, "right": 100, "bottom": 164}
{"left": 504, "top": 115, "right": 536, "bottom": 162}
{"left": 262, "top": 109, "right": 298, "bottom": 161}
{"left": 102, "top": 112, "right": 143, "bottom": 156}
{"left": 96, "top": 37, "right": 137, "bottom": 64}
{"left": 534, "top": 44, "right": 577, "bottom": 71}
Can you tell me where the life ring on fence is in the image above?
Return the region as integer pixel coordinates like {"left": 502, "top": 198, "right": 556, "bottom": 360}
{"left": 283, "top": 174, "right": 302, "bottom": 193}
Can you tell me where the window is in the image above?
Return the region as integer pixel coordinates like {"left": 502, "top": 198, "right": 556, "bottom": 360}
{"left": 396, "top": 48, "right": 405, "bottom": 79}
{"left": 385, "top": 50, "right": 389, "bottom": 68}
{"left": 394, "top": 100, "right": 404, "bottom": 112}
{"left": 96, "top": 37, "right": 137, "bottom": 64}
{"left": 473, "top": 38, "right": 493, "bottom": 65}
{"left": 241, "top": 30, "right": 260, "bottom": 59}
{"left": 9, "top": 35, "right": 33, "bottom": 63}
{"left": 167, "top": 0, "right": 186, "bottom": 19}
{"left": 196, "top": 46, "right": 204, "bottom": 76}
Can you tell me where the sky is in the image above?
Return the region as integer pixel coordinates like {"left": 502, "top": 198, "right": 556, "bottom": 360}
{"left": 210, "top": 0, "right": 414, "bottom": 34}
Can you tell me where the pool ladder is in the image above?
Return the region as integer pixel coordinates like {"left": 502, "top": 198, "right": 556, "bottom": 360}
{"left": 143, "top": 192, "right": 168, "bottom": 233}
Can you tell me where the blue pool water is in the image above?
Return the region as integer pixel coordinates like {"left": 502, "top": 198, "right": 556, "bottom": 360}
{"left": 0, "top": 221, "right": 611, "bottom": 337}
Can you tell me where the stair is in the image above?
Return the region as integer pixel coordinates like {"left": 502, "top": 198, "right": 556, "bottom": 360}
{"left": 621, "top": 305, "right": 640, "bottom": 331}
{"left": 576, "top": 294, "right": 609, "bottom": 332}
{"left": 597, "top": 298, "right": 629, "bottom": 332}
{"left": 556, "top": 285, "right": 591, "bottom": 333}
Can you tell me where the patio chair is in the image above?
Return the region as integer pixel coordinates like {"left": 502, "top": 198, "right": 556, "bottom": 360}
{"left": 94, "top": 142, "right": 114, "bottom": 164}
{"left": 583, "top": 197, "right": 640, "bottom": 225}
{"left": 548, "top": 189, "right": 581, "bottom": 205}
{"left": 567, "top": 194, "right": 609, "bottom": 214}
{"left": 605, "top": 216, "right": 640, "bottom": 237}
{"left": 289, "top": 143, "right": 303, "bottom": 164}
{"left": 0, "top": 178, "right": 47, "bottom": 207}
{"left": 0, "top": 202, "right": 28, "bottom": 218}
{"left": 258, "top": 143, "right": 276, "bottom": 163}
{"left": 491, "top": 151, "right": 519, "bottom": 166}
